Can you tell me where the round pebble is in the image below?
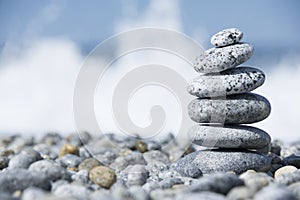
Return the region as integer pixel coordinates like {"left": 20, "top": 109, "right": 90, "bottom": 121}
{"left": 211, "top": 28, "right": 243, "bottom": 47}
{"left": 194, "top": 43, "right": 253, "bottom": 73}
{"left": 135, "top": 140, "right": 148, "bottom": 153}
{"left": 191, "top": 125, "right": 271, "bottom": 150}
{"left": 188, "top": 93, "right": 271, "bottom": 124}
{"left": 126, "top": 165, "right": 149, "bottom": 186}
{"left": 274, "top": 165, "right": 298, "bottom": 179}
{"left": 89, "top": 166, "right": 116, "bottom": 189}
{"left": 187, "top": 67, "right": 265, "bottom": 98}
{"left": 78, "top": 158, "right": 102, "bottom": 171}
{"left": 172, "top": 150, "right": 271, "bottom": 175}
{"left": 59, "top": 144, "right": 79, "bottom": 157}
{"left": 283, "top": 155, "right": 300, "bottom": 168}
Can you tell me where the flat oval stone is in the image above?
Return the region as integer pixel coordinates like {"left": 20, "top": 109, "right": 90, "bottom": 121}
{"left": 187, "top": 67, "right": 265, "bottom": 98}
{"left": 211, "top": 28, "right": 243, "bottom": 47}
{"left": 190, "top": 125, "right": 271, "bottom": 150}
{"left": 188, "top": 93, "right": 271, "bottom": 124}
{"left": 194, "top": 43, "right": 253, "bottom": 73}
{"left": 172, "top": 150, "right": 271, "bottom": 174}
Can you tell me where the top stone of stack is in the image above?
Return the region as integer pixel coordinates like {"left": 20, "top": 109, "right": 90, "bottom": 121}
{"left": 194, "top": 28, "right": 253, "bottom": 73}
{"left": 211, "top": 28, "right": 243, "bottom": 47}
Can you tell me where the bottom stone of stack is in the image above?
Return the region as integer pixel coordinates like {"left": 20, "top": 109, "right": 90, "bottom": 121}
{"left": 172, "top": 149, "right": 271, "bottom": 176}
{"left": 189, "top": 124, "right": 271, "bottom": 151}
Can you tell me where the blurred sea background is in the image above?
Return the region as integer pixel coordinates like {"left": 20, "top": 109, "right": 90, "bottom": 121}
{"left": 0, "top": 0, "right": 300, "bottom": 143}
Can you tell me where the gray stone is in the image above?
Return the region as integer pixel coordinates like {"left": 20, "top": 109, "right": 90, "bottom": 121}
{"left": 188, "top": 93, "right": 271, "bottom": 124}
{"left": 143, "top": 150, "right": 170, "bottom": 164}
{"left": 172, "top": 150, "right": 271, "bottom": 174}
{"left": 239, "top": 170, "right": 274, "bottom": 191}
{"left": 177, "top": 192, "right": 227, "bottom": 200}
{"left": 254, "top": 184, "right": 297, "bottom": 200}
{"left": 22, "top": 187, "right": 48, "bottom": 200}
{"left": 191, "top": 125, "right": 271, "bottom": 150}
{"left": 0, "top": 192, "right": 17, "bottom": 200}
{"left": 29, "top": 160, "right": 71, "bottom": 181}
{"left": 66, "top": 131, "right": 91, "bottom": 146}
{"left": 275, "top": 169, "right": 300, "bottom": 185}
{"left": 128, "top": 186, "right": 150, "bottom": 200}
{"left": 189, "top": 173, "right": 244, "bottom": 194}
{"left": 170, "top": 159, "right": 202, "bottom": 178}
{"left": 78, "top": 158, "right": 102, "bottom": 171}
{"left": 0, "top": 169, "right": 51, "bottom": 193}
{"left": 159, "top": 177, "right": 184, "bottom": 189}
{"left": 53, "top": 183, "right": 90, "bottom": 199}
{"left": 283, "top": 155, "right": 300, "bottom": 168}
{"left": 227, "top": 186, "right": 256, "bottom": 200}
{"left": 0, "top": 156, "right": 8, "bottom": 169}
{"left": 8, "top": 149, "right": 41, "bottom": 169}
{"left": 58, "top": 154, "right": 82, "bottom": 167}
{"left": 211, "top": 28, "right": 243, "bottom": 47}
{"left": 194, "top": 43, "right": 253, "bottom": 73}
{"left": 110, "top": 152, "right": 146, "bottom": 171}
{"left": 288, "top": 181, "right": 300, "bottom": 199}
{"left": 188, "top": 67, "right": 265, "bottom": 98}
{"left": 126, "top": 164, "right": 149, "bottom": 186}
{"left": 71, "top": 169, "right": 89, "bottom": 184}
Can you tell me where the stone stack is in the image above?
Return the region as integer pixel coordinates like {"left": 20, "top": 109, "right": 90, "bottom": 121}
{"left": 173, "top": 28, "right": 272, "bottom": 176}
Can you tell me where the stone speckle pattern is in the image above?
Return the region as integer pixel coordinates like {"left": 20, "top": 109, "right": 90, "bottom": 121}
{"left": 188, "top": 93, "right": 271, "bottom": 124}
{"left": 172, "top": 150, "right": 271, "bottom": 174}
{"left": 187, "top": 67, "right": 265, "bottom": 98}
{"left": 194, "top": 43, "right": 253, "bottom": 73}
{"left": 191, "top": 125, "right": 271, "bottom": 149}
{"left": 211, "top": 28, "right": 243, "bottom": 47}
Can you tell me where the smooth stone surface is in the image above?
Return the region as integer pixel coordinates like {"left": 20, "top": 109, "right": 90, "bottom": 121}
{"left": 172, "top": 150, "right": 271, "bottom": 174}
{"left": 29, "top": 160, "right": 71, "bottom": 181}
{"left": 254, "top": 184, "right": 297, "bottom": 200}
{"left": 0, "top": 169, "right": 51, "bottom": 193}
{"left": 187, "top": 67, "right": 265, "bottom": 98}
{"left": 188, "top": 93, "right": 271, "bottom": 124}
{"left": 211, "top": 28, "right": 243, "bottom": 47}
{"left": 126, "top": 165, "right": 149, "bottom": 186}
{"left": 283, "top": 155, "right": 300, "bottom": 168}
{"left": 53, "top": 184, "right": 90, "bottom": 199}
{"left": 288, "top": 181, "right": 300, "bottom": 199}
{"left": 191, "top": 125, "right": 271, "bottom": 149}
{"left": 227, "top": 186, "right": 255, "bottom": 200}
{"left": 275, "top": 169, "right": 300, "bottom": 185}
{"left": 78, "top": 158, "right": 102, "bottom": 171}
{"left": 189, "top": 173, "right": 244, "bottom": 194}
{"left": 89, "top": 166, "right": 116, "bottom": 189}
{"left": 239, "top": 170, "right": 274, "bottom": 191}
{"left": 274, "top": 165, "right": 298, "bottom": 179}
{"left": 58, "top": 154, "right": 82, "bottom": 167}
{"left": 194, "top": 43, "right": 253, "bottom": 73}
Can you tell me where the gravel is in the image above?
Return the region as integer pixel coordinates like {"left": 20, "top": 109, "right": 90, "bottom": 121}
{"left": 0, "top": 133, "right": 299, "bottom": 199}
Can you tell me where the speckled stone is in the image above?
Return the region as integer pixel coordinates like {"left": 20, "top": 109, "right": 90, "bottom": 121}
{"left": 187, "top": 67, "right": 265, "bottom": 98}
{"left": 89, "top": 166, "right": 116, "bottom": 189}
{"left": 188, "top": 93, "right": 271, "bottom": 124}
{"left": 172, "top": 150, "right": 271, "bottom": 174}
{"left": 194, "top": 43, "right": 253, "bottom": 73}
{"left": 191, "top": 125, "right": 271, "bottom": 150}
{"left": 211, "top": 28, "right": 243, "bottom": 47}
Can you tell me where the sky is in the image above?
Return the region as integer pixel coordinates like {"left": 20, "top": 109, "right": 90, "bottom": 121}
{"left": 0, "top": 0, "right": 299, "bottom": 143}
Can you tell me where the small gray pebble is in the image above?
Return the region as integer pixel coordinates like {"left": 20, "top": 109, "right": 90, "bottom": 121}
{"left": 211, "top": 28, "right": 243, "bottom": 47}
{"left": 143, "top": 150, "right": 170, "bottom": 164}
{"left": 53, "top": 183, "right": 90, "bottom": 199}
{"left": 0, "top": 169, "right": 51, "bottom": 193}
{"left": 159, "top": 177, "right": 184, "bottom": 189}
{"left": 22, "top": 187, "right": 48, "bottom": 200}
{"left": 227, "top": 186, "right": 256, "bottom": 200}
{"left": 254, "top": 184, "right": 297, "bottom": 200}
{"left": 188, "top": 93, "right": 271, "bottom": 124}
{"left": 110, "top": 152, "right": 146, "bottom": 171}
{"left": 29, "top": 159, "right": 71, "bottom": 181}
{"left": 288, "top": 181, "right": 300, "bottom": 199}
{"left": 58, "top": 154, "right": 82, "bottom": 167}
{"left": 191, "top": 124, "right": 271, "bottom": 150}
{"left": 283, "top": 155, "right": 300, "bottom": 168}
{"left": 8, "top": 149, "right": 41, "bottom": 169}
{"left": 71, "top": 169, "right": 89, "bottom": 184}
{"left": 126, "top": 164, "right": 149, "bottom": 186}
{"left": 194, "top": 43, "right": 253, "bottom": 73}
{"left": 189, "top": 173, "right": 244, "bottom": 194}
{"left": 275, "top": 169, "right": 300, "bottom": 185}
{"left": 239, "top": 171, "right": 274, "bottom": 191}
{"left": 188, "top": 67, "right": 265, "bottom": 98}
{"left": 173, "top": 150, "right": 271, "bottom": 175}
